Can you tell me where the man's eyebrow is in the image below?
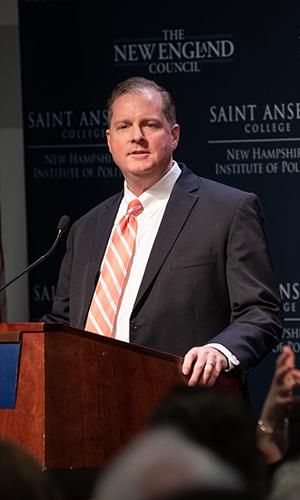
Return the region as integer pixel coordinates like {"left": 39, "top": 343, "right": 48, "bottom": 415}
{"left": 114, "top": 119, "right": 131, "bottom": 125}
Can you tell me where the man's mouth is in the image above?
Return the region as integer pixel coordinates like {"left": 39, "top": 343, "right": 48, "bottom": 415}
{"left": 130, "top": 150, "right": 149, "bottom": 155}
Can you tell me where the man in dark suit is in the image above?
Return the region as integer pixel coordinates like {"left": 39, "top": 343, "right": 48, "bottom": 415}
{"left": 44, "top": 76, "right": 282, "bottom": 386}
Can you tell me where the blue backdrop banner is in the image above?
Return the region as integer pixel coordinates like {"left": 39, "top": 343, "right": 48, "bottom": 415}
{"left": 17, "top": 0, "right": 300, "bottom": 418}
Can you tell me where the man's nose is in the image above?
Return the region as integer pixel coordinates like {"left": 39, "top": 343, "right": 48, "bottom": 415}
{"left": 131, "top": 125, "right": 144, "bottom": 142}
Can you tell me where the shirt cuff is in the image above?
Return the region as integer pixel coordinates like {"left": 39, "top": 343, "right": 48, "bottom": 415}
{"left": 206, "top": 343, "right": 240, "bottom": 372}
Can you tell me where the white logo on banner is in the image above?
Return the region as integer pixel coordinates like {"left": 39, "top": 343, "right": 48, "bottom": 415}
{"left": 26, "top": 109, "right": 122, "bottom": 180}
{"left": 273, "top": 282, "right": 300, "bottom": 353}
{"left": 208, "top": 102, "right": 300, "bottom": 176}
{"left": 113, "top": 28, "right": 235, "bottom": 74}
{"left": 27, "top": 109, "right": 108, "bottom": 140}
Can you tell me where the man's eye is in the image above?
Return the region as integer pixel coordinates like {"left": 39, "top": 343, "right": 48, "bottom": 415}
{"left": 117, "top": 124, "right": 129, "bottom": 130}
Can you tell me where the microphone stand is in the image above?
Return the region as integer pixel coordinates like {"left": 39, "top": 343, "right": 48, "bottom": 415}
{"left": 0, "top": 215, "right": 70, "bottom": 293}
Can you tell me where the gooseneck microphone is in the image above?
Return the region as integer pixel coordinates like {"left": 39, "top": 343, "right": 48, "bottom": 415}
{"left": 0, "top": 215, "right": 70, "bottom": 293}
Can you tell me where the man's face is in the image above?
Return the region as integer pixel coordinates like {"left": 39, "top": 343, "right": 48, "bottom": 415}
{"left": 106, "top": 88, "right": 180, "bottom": 192}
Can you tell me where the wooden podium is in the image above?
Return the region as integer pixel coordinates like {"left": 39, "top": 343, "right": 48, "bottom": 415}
{"left": 0, "top": 322, "right": 240, "bottom": 497}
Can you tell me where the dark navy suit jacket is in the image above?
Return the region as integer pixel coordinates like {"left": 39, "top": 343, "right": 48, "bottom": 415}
{"left": 43, "top": 164, "right": 283, "bottom": 375}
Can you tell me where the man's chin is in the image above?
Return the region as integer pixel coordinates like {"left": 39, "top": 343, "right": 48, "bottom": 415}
{"left": 129, "top": 164, "right": 154, "bottom": 176}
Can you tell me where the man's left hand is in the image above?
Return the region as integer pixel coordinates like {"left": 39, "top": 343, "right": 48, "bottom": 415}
{"left": 182, "top": 346, "right": 228, "bottom": 386}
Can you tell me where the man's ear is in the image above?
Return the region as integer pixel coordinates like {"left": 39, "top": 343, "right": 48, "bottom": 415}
{"left": 106, "top": 129, "right": 111, "bottom": 152}
{"left": 172, "top": 123, "right": 180, "bottom": 150}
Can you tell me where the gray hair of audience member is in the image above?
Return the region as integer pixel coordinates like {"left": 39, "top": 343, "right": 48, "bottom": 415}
{"left": 267, "top": 457, "right": 300, "bottom": 500}
{"left": 92, "top": 427, "right": 245, "bottom": 500}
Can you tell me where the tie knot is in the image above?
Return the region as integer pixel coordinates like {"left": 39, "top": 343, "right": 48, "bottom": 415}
{"left": 127, "top": 199, "right": 143, "bottom": 217}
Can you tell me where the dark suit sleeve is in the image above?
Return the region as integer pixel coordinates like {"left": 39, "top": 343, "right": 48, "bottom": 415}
{"left": 208, "top": 192, "right": 283, "bottom": 371}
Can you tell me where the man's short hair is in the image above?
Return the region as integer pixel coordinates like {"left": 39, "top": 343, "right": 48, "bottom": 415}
{"left": 106, "top": 76, "right": 177, "bottom": 126}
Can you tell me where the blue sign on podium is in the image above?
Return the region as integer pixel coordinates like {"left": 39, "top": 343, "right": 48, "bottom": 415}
{"left": 0, "top": 343, "right": 21, "bottom": 409}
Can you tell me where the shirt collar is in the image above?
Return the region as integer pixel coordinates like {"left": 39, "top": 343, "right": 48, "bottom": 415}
{"left": 124, "top": 162, "right": 181, "bottom": 210}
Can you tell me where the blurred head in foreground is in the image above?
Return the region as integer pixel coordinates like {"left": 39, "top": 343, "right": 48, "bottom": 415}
{"left": 92, "top": 427, "right": 250, "bottom": 500}
{"left": 149, "top": 384, "right": 266, "bottom": 497}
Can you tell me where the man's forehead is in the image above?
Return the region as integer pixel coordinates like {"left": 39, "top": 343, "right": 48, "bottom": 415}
{"left": 111, "top": 90, "right": 164, "bottom": 119}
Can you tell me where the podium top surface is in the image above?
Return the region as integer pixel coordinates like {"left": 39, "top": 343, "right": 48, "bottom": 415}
{"left": 0, "top": 322, "right": 183, "bottom": 363}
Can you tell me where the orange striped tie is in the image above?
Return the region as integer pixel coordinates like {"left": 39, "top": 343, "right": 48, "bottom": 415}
{"left": 85, "top": 198, "right": 143, "bottom": 336}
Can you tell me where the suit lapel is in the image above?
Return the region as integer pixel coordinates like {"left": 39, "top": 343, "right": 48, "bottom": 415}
{"left": 132, "top": 167, "right": 200, "bottom": 313}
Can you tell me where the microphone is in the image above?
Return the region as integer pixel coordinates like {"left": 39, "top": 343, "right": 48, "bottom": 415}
{"left": 0, "top": 215, "right": 70, "bottom": 293}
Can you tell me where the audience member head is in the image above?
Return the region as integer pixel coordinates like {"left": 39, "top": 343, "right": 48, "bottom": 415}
{"left": 92, "top": 427, "right": 248, "bottom": 500}
{"left": 148, "top": 384, "right": 266, "bottom": 498}
{"left": 0, "top": 438, "right": 62, "bottom": 499}
{"left": 267, "top": 456, "right": 300, "bottom": 500}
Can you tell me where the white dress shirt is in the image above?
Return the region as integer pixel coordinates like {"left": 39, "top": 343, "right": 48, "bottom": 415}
{"left": 106, "top": 162, "right": 239, "bottom": 371}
